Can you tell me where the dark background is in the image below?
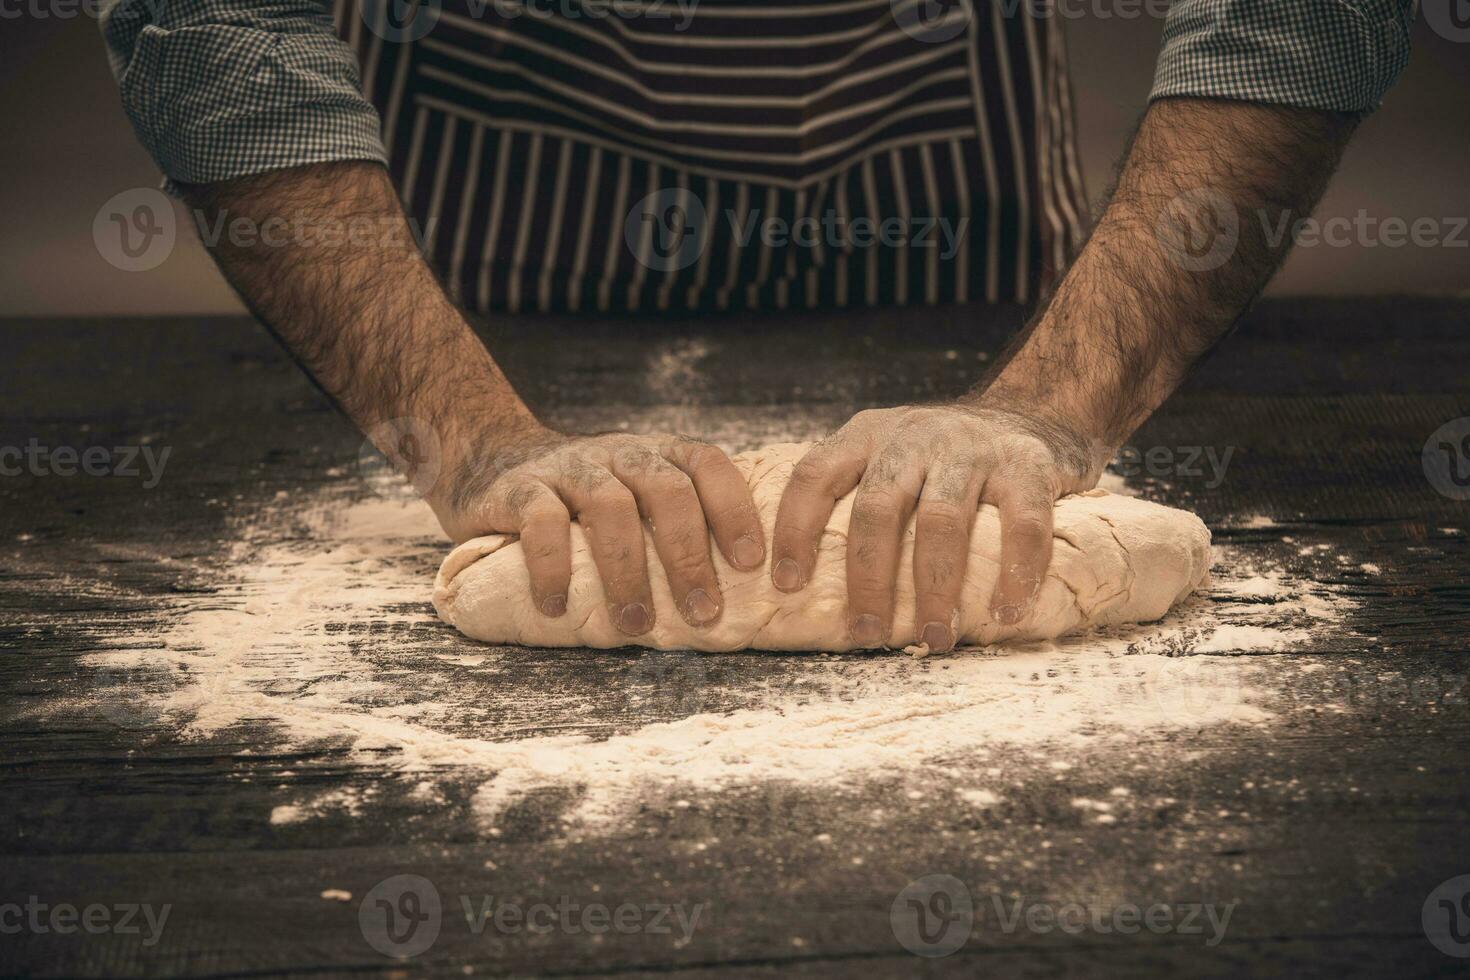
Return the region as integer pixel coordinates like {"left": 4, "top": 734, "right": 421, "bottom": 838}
{"left": 1, "top": 6, "right": 1467, "bottom": 316}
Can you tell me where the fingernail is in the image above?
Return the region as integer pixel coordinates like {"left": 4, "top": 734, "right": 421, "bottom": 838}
{"left": 921, "top": 620, "right": 953, "bottom": 652}
{"left": 684, "top": 588, "right": 720, "bottom": 625}
{"left": 850, "top": 613, "right": 884, "bottom": 647}
{"left": 994, "top": 603, "right": 1023, "bottom": 626}
{"left": 773, "top": 558, "right": 802, "bottom": 591}
{"left": 732, "top": 534, "right": 764, "bottom": 570}
{"left": 617, "top": 602, "right": 650, "bottom": 634}
{"left": 541, "top": 594, "right": 567, "bottom": 617}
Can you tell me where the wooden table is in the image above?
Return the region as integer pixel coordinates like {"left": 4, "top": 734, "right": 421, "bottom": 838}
{"left": 3, "top": 299, "right": 1469, "bottom": 977}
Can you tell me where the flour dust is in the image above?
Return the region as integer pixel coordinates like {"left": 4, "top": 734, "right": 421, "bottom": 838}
{"left": 62, "top": 477, "right": 1361, "bottom": 834}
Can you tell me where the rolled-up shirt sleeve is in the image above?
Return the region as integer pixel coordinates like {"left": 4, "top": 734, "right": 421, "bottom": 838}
{"left": 1149, "top": 0, "right": 1415, "bottom": 113}
{"left": 99, "top": 0, "right": 387, "bottom": 187}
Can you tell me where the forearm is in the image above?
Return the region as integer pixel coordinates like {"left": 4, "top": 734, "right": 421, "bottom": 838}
{"left": 975, "top": 97, "right": 1359, "bottom": 470}
{"left": 179, "top": 162, "right": 543, "bottom": 496}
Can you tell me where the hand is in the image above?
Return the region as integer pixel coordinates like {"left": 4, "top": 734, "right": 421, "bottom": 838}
{"left": 770, "top": 403, "right": 1100, "bottom": 652}
{"left": 430, "top": 426, "right": 765, "bottom": 636}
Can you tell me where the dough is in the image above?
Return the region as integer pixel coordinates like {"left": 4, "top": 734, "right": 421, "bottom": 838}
{"left": 433, "top": 443, "right": 1211, "bottom": 652}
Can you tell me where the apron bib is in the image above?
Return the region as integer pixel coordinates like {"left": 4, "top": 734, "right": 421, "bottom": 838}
{"left": 335, "top": 0, "right": 1088, "bottom": 313}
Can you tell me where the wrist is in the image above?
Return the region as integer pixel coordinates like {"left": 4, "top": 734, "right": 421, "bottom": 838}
{"left": 959, "top": 385, "right": 1116, "bottom": 484}
{"left": 427, "top": 411, "right": 559, "bottom": 512}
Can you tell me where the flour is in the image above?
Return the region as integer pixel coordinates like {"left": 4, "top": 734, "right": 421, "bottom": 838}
{"left": 66, "top": 481, "right": 1359, "bottom": 834}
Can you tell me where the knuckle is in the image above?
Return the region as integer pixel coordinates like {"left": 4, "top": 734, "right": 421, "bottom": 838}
{"left": 874, "top": 440, "right": 912, "bottom": 478}
{"left": 787, "top": 459, "right": 832, "bottom": 496}
{"left": 916, "top": 551, "right": 961, "bottom": 594}
{"left": 500, "top": 480, "right": 542, "bottom": 521}
{"left": 681, "top": 439, "right": 727, "bottom": 472}
{"left": 651, "top": 464, "right": 698, "bottom": 501}
{"left": 917, "top": 505, "right": 966, "bottom": 540}
{"left": 590, "top": 479, "right": 637, "bottom": 513}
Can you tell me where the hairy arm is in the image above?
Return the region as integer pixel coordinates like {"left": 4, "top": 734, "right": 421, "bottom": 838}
{"left": 773, "top": 97, "right": 1359, "bottom": 651}
{"left": 976, "top": 96, "right": 1359, "bottom": 458}
{"left": 181, "top": 161, "right": 764, "bottom": 635}
{"left": 180, "top": 162, "right": 541, "bottom": 501}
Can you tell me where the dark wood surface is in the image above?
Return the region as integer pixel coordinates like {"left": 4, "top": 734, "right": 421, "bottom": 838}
{"left": 2, "top": 298, "right": 1470, "bottom": 978}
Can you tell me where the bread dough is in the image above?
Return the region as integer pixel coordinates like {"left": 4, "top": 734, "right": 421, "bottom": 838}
{"left": 433, "top": 443, "right": 1212, "bottom": 652}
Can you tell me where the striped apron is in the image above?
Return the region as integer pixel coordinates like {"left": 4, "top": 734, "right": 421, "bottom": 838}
{"left": 333, "top": 0, "right": 1088, "bottom": 314}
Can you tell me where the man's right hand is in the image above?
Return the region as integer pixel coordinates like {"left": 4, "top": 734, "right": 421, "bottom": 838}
{"left": 430, "top": 428, "right": 766, "bottom": 636}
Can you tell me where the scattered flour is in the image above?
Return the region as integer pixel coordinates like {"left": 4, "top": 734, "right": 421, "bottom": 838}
{"left": 66, "top": 483, "right": 1359, "bottom": 834}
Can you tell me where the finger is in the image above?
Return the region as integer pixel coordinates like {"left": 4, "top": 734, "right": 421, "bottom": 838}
{"left": 844, "top": 443, "right": 926, "bottom": 648}
{"left": 553, "top": 463, "right": 655, "bottom": 636}
{"left": 912, "top": 458, "right": 984, "bottom": 652}
{"left": 498, "top": 480, "right": 573, "bottom": 617}
{"left": 613, "top": 447, "right": 724, "bottom": 628}
{"left": 988, "top": 476, "right": 1056, "bottom": 627}
{"left": 770, "top": 440, "right": 867, "bottom": 593}
{"left": 664, "top": 438, "right": 765, "bottom": 571}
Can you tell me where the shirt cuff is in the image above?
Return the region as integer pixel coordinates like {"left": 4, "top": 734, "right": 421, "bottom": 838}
{"left": 1149, "top": 0, "right": 1414, "bottom": 113}
{"left": 115, "top": 23, "right": 388, "bottom": 188}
